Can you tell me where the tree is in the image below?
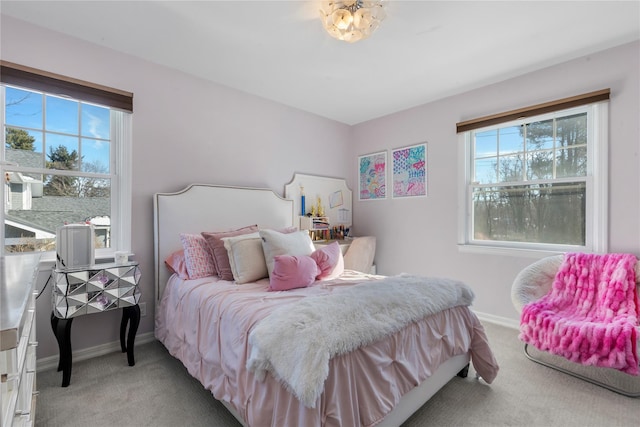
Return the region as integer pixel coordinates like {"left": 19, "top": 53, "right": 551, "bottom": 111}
{"left": 5, "top": 128, "right": 35, "bottom": 150}
{"left": 77, "top": 160, "right": 111, "bottom": 198}
{"left": 511, "top": 115, "right": 587, "bottom": 245}
{"left": 44, "top": 145, "right": 80, "bottom": 196}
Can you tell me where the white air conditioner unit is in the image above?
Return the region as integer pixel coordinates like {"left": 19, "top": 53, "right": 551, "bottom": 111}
{"left": 56, "top": 224, "right": 95, "bottom": 269}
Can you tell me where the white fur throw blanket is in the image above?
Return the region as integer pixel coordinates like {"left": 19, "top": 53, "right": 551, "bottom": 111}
{"left": 246, "top": 274, "right": 475, "bottom": 408}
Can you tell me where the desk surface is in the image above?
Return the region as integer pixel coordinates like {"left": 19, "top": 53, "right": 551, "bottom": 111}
{"left": 52, "top": 260, "right": 138, "bottom": 273}
{"left": 0, "top": 253, "right": 41, "bottom": 350}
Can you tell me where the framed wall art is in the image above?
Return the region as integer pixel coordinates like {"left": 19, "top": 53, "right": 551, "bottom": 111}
{"left": 392, "top": 143, "right": 427, "bottom": 198}
{"left": 358, "top": 151, "right": 387, "bottom": 200}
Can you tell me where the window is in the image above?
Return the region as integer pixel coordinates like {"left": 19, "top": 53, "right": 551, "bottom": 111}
{"left": 1, "top": 62, "right": 132, "bottom": 258}
{"left": 458, "top": 94, "right": 608, "bottom": 255}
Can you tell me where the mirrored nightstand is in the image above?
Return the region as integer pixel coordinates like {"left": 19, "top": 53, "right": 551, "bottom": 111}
{"left": 50, "top": 261, "right": 141, "bottom": 387}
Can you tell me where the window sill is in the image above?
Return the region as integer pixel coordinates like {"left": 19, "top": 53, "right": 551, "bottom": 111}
{"left": 457, "top": 244, "right": 564, "bottom": 259}
{"left": 33, "top": 251, "right": 124, "bottom": 272}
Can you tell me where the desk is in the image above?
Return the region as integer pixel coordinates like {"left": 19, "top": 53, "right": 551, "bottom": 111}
{"left": 50, "top": 262, "right": 141, "bottom": 387}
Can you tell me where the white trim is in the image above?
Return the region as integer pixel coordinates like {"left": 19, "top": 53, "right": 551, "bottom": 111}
{"left": 457, "top": 133, "right": 472, "bottom": 245}
{"left": 36, "top": 331, "right": 155, "bottom": 372}
{"left": 1, "top": 86, "right": 6, "bottom": 248}
{"left": 110, "top": 110, "right": 133, "bottom": 254}
{"left": 590, "top": 102, "right": 608, "bottom": 253}
{"left": 473, "top": 310, "right": 520, "bottom": 330}
{"left": 457, "top": 244, "right": 564, "bottom": 259}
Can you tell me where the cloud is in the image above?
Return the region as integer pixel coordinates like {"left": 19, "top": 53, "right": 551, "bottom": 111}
{"left": 85, "top": 112, "right": 106, "bottom": 139}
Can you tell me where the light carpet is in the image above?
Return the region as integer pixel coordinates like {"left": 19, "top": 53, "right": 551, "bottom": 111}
{"left": 35, "top": 321, "right": 639, "bottom": 426}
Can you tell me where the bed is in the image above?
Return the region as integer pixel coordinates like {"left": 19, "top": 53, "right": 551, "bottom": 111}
{"left": 153, "top": 183, "right": 499, "bottom": 426}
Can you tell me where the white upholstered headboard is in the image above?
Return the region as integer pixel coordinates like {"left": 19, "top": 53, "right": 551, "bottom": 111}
{"left": 153, "top": 184, "right": 295, "bottom": 300}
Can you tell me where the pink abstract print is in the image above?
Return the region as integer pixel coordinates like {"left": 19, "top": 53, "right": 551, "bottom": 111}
{"left": 359, "top": 152, "right": 386, "bottom": 200}
{"left": 393, "top": 144, "right": 426, "bottom": 198}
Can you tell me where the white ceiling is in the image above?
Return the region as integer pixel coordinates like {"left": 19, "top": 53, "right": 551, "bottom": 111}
{"left": 2, "top": 1, "right": 639, "bottom": 125}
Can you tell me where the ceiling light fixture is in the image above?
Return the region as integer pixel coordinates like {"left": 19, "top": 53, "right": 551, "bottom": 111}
{"left": 319, "top": 1, "right": 386, "bottom": 43}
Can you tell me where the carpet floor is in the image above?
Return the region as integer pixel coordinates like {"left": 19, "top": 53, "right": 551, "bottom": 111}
{"left": 35, "top": 321, "right": 639, "bottom": 426}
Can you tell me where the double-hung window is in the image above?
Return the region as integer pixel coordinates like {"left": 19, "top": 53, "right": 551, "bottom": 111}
{"left": 457, "top": 90, "right": 609, "bottom": 255}
{"left": 0, "top": 61, "right": 133, "bottom": 259}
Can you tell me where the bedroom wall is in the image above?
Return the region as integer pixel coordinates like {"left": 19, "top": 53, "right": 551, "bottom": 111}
{"left": 1, "top": 15, "right": 353, "bottom": 362}
{"left": 349, "top": 40, "right": 640, "bottom": 325}
{"left": 3, "top": 14, "right": 638, "bottom": 363}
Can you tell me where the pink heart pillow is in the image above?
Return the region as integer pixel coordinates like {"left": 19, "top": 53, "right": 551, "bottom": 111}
{"left": 269, "top": 255, "right": 319, "bottom": 291}
{"left": 310, "top": 241, "right": 344, "bottom": 280}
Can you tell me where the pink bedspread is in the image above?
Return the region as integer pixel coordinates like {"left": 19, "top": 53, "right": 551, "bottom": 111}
{"left": 155, "top": 271, "right": 499, "bottom": 427}
{"left": 520, "top": 253, "right": 639, "bottom": 375}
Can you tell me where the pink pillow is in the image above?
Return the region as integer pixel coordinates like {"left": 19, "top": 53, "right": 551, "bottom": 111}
{"left": 164, "top": 249, "right": 189, "bottom": 279}
{"left": 179, "top": 233, "right": 216, "bottom": 279}
{"left": 202, "top": 225, "right": 258, "bottom": 281}
{"left": 310, "top": 241, "right": 344, "bottom": 280}
{"left": 269, "top": 255, "right": 319, "bottom": 291}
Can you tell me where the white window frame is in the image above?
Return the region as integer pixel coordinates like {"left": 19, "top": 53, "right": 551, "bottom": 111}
{"left": 0, "top": 85, "right": 132, "bottom": 262}
{"left": 457, "top": 102, "right": 608, "bottom": 258}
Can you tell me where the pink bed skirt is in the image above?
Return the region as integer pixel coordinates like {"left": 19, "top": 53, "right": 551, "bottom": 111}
{"left": 155, "top": 274, "right": 499, "bottom": 426}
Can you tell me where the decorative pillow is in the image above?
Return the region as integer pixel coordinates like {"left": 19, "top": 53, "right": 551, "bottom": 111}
{"left": 269, "top": 255, "right": 319, "bottom": 291}
{"left": 202, "top": 225, "right": 258, "bottom": 281}
{"left": 223, "top": 232, "right": 268, "bottom": 284}
{"left": 310, "top": 241, "right": 344, "bottom": 280}
{"left": 179, "top": 233, "right": 216, "bottom": 279}
{"left": 164, "top": 249, "right": 189, "bottom": 280}
{"left": 259, "top": 229, "right": 315, "bottom": 277}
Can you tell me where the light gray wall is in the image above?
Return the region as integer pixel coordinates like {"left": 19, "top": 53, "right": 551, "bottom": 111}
{"left": 349, "top": 41, "right": 640, "bottom": 323}
{"left": 1, "top": 15, "right": 352, "bottom": 361}
{"left": 2, "top": 14, "right": 638, "bottom": 362}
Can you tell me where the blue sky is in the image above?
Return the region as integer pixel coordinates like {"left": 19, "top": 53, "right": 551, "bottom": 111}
{"left": 473, "top": 122, "right": 558, "bottom": 184}
{"left": 5, "top": 86, "right": 110, "bottom": 173}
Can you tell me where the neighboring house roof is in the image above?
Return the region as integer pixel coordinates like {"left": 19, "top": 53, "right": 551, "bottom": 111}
{"left": 6, "top": 147, "right": 43, "bottom": 168}
{"left": 7, "top": 196, "right": 109, "bottom": 234}
{"left": 5, "top": 149, "right": 109, "bottom": 235}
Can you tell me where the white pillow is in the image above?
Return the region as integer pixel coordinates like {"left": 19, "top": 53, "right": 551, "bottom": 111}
{"left": 222, "top": 232, "right": 268, "bottom": 284}
{"left": 259, "top": 229, "right": 315, "bottom": 277}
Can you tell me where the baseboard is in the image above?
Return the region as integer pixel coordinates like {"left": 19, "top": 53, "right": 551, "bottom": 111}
{"left": 37, "top": 331, "right": 156, "bottom": 372}
{"left": 473, "top": 310, "right": 519, "bottom": 330}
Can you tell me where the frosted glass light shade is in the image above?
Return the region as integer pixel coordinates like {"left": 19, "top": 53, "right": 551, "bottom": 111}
{"left": 332, "top": 8, "right": 353, "bottom": 30}
{"left": 320, "top": 0, "right": 386, "bottom": 43}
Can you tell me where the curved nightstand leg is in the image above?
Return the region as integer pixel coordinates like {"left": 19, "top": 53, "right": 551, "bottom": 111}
{"left": 119, "top": 309, "right": 128, "bottom": 354}
{"left": 120, "top": 305, "right": 141, "bottom": 366}
{"left": 51, "top": 311, "right": 73, "bottom": 387}
{"left": 50, "top": 313, "right": 62, "bottom": 372}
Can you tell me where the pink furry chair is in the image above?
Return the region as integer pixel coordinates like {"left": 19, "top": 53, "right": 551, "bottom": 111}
{"left": 512, "top": 254, "right": 640, "bottom": 397}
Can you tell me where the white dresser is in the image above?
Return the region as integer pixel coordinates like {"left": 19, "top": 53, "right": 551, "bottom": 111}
{"left": 1, "top": 253, "right": 41, "bottom": 427}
